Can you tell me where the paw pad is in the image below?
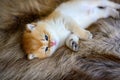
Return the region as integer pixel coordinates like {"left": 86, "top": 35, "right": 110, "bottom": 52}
{"left": 70, "top": 39, "right": 80, "bottom": 51}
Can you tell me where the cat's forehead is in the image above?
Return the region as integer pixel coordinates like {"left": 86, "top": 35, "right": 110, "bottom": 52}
{"left": 34, "top": 23, "right": 48, "bottom": 31}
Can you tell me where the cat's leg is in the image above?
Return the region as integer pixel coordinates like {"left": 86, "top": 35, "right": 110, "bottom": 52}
{"left": 92, "top": 0, "right": 120, "bottom": 19}
{"left": 66, "top": 34, "right": 80, "bottom": 51}
{"left": 98, "top": 0, "right": 120, "bottom": 9}
{"left": 95, "top": 6, "right": 119, "bottom": 19}
{"left": 67, "top": 22, "right": 93, "bottom": 40}
{"left": 72, "top": 27, "right": 93, "bottom": 40}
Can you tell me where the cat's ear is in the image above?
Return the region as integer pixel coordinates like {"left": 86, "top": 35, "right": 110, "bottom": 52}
{"left": 27, "top": 53, "right": 37, "bottom": 60}
{"left": 26, "top": 24, "right": 35, "bottom": 31}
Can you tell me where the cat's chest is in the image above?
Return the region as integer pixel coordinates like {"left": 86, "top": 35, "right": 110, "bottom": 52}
{"left": 53, "top": 23, "right": 70, "bottom": 37}
{"left": 44, "top": 23, "right": 71, "bottom": 53}
{"left": 48, "top": 22, "right": 71, "bottom": 44}
{"left": 56, "top": 26, "right": 70, "bottom": 47}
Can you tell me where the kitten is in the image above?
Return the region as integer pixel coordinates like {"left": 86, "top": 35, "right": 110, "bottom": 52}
{"left": 22, "top": 0, "right": 120, "bottom": 60}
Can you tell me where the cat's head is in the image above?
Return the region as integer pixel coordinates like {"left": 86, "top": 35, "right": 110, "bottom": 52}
{"left": 22, "top": 22, "right": 59, "bottom": 60}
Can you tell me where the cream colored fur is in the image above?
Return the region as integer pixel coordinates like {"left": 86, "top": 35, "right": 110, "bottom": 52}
{"left": 23, "top": 0, "right": 120, "bottom": 59}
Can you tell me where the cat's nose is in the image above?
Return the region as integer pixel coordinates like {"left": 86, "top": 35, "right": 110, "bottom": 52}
{"left": 50, "top": 41, "right": 56, "bottom": 47}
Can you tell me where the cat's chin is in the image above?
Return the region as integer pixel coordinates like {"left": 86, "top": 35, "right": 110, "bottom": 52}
{"left": 50, "top": 43, "right": 58, "bottom": 55}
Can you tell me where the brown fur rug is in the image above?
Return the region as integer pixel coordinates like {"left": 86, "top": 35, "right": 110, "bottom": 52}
{"left": 0, "top": 0, "right": 120, "bottom": 80}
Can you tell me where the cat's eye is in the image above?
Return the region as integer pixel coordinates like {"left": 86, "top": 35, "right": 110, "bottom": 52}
{"left": 45, "top": 47, "right": 48, "bottom": 52}
{"left": 45, "top": 35, "right": 48, "bottom": 41}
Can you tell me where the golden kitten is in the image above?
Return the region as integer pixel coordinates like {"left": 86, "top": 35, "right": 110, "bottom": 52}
{"left": 22, "top": 0, "right": 120, "bottom": 59}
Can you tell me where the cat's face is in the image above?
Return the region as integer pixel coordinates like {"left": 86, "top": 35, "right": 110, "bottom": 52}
{"left": 22, "top": 23, "right": 59, "bottom": 60}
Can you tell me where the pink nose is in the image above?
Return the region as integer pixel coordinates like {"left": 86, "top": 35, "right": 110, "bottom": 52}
{"left": 50, "top": 41, "right": 56, "bottom": 47}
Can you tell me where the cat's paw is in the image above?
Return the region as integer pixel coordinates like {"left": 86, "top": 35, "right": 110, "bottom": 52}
{"left": 108, "top": 8, "right": 119, "bottom": 18}
{"left": 66, "top": 34, "right": 80, "bottom": 51}
{"left": 104, "top": 7, "right": 119, "bottom": 18}
{"left": 69, "top": 39, "right": 80, "bottom": 51}
{"left": 84, "top": 31, "right": 93, "bottom": 40}
{"left": 96, "top": 2, "right": 120, "bottom": 18}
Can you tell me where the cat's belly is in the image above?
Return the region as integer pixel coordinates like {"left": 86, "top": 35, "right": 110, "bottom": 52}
{"left": 59, "top": 10, "right": 94, "bottom": 29}
{"left": 56, "top": 1, "right": 96, "bottom": 29}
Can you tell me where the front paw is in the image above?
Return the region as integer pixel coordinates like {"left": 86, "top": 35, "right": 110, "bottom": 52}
{"left": 70, "top": 39, "right": 80, "bottom": 51}
{"left": 84, "top": 31, "right": 93, "bottom": 40}
{"left": 66, "top": 34, "right": 80, "bottom": 51}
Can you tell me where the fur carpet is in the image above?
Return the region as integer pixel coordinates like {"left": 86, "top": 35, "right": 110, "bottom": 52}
{"left": 0, "top": 0, "right": 120, "bottom": 80}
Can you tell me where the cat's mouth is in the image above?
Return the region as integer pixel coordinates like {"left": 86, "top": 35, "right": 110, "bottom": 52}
{"left": 50, "top": 41, "right": 57, "bottom": 47}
